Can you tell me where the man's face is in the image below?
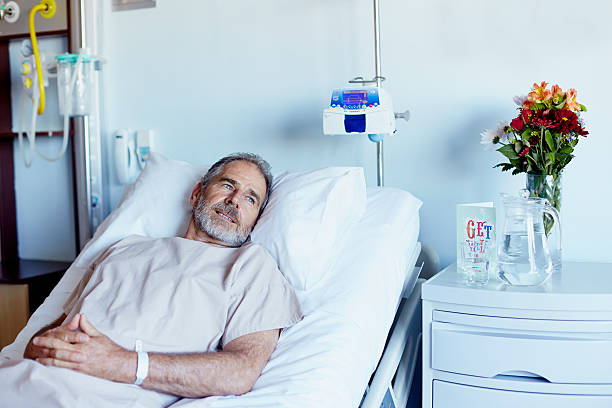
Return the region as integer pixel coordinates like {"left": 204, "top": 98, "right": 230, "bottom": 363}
{"left": 192, "top": 161, "right": 267, "bottom": 247}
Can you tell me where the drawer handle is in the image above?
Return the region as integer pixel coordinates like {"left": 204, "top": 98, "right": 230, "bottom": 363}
{"left": 493, "top": 370, "right": 551, "bottom": 382}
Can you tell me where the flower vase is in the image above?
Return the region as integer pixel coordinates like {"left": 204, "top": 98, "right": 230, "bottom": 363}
{"left": 526, "top": 173, "right": 562, "bottom": 272}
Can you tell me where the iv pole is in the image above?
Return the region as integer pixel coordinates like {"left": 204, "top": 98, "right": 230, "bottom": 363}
{"left": 348, "top": 0, "right": 389, "bottom": 187}
{"left": 373, "top": 0, "right": 384, "bottom": 187}
{"left": 370, "top": 0, "right": 410, "bottom": 186}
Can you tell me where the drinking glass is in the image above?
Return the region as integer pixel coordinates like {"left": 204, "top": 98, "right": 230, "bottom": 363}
{"left": 461, "top": 242, "right": 489, "bottom": 286}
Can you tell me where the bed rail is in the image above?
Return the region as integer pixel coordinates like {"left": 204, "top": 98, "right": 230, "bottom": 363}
{"left": 361, "top": 278, "right": 424, "bottom": 408}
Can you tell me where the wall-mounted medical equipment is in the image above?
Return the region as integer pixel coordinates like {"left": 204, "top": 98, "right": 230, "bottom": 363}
{"left": 322, "top": 0, "right": 409, "bottom": 187}
{"left": 114, "top": 129, "right": 155, "bottom": 184}
{"left": 114, "top": 129, "right": 132, "bottom": 184}
{"left": 0, "top": 1, "right": 20, "bottom": 23}
{"left": 136, "top": 129, "right": 154, "bottom": 169}
{"left": 56, "top": 52, "right": 95, "bottom": 116}
{"left": 15, "top": 0, "right": 101, "bottom": 167}
{"left": 0, "top": 0, "right": 66, "bottom": 38}
{"left": 323, "top": 87, "right": 395, "bottom": 135}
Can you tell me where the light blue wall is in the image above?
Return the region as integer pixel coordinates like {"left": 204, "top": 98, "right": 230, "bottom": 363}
{"left": 11, "top": 0, "right": 612, "bottom": 267}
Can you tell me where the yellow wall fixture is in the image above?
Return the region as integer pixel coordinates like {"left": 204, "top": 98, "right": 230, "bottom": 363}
{"left": 28, "top": 0, "right": 56, "bottom": 115}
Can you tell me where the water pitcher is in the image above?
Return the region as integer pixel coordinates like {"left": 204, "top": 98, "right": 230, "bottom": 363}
{"left": 498, "top": 190, "right": 561, "bottom": 286}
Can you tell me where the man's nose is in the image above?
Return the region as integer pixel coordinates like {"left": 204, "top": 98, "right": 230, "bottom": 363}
{"left": 225, "top": 191, "right": 239, "bottom": 208}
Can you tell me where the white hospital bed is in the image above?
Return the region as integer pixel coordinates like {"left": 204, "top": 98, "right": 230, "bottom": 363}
{"left": 1, "top": 154, "right": 425, "bottom": 408}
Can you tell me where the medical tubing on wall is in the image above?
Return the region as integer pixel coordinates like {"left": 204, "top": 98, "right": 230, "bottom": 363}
{"left": 17, "top": 86, "right": 36, "bottom": 167}
{"left": 28, "top": 3, "right": 47, "bottom": 115}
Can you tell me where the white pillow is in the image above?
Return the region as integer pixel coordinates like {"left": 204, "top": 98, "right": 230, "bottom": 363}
{"left": 250, "top": 168, "right": 367, "bottom": 290}
{"left": 74, "top": 153, "right": 206, "bottom": 268}
{"left": 75, "top": 153, "right": 367, "bottom": 292}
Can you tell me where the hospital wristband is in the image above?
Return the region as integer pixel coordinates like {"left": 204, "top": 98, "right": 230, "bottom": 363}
{"left": 134, "top": 351, "right": 149, "bottom": 386}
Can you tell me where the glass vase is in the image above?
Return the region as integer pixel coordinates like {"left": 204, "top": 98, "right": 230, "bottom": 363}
{"left": 526, "top": 173, "right": 562, "bottom": 271}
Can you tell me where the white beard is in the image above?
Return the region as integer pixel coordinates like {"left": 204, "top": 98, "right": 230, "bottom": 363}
{"left": 193, "top": 196, "right": 251, "bottom": 247}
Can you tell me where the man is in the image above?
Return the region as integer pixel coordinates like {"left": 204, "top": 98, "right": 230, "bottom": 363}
{"left": 0, "top": 153, "right": 303, "bottom": 406}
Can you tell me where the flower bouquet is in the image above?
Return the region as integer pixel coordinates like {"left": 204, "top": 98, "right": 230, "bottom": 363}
{"left": 480, "top": 81, "right": 589, "bottom": 234}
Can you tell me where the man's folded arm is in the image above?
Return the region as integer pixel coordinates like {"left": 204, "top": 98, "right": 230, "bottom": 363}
{"left": 140, "top": 328, "right": 280, "bottom": 397}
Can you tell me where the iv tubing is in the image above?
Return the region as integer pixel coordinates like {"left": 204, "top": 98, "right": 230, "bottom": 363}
{"left": 17, "top": 85, "right": 35, "bottom": 167}
{"left": 28, "top": 0, "right": 56, "bottom": 115}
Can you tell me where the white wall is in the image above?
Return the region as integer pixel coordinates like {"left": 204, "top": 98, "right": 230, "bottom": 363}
{"left": 12, "top": 0, "right": 612, "bottom": 267}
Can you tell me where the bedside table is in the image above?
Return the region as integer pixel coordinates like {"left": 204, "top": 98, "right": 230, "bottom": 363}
{"left": 422, "top": 262, "right": 612, "bottom": 408}
{"left": 0, "top": 260, "right": 71, "bottom": 349}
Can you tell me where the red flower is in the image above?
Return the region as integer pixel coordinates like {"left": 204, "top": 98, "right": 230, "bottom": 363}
{"left": 531, "top": 109, "right": 556, "bottom": 128}
{"left": 553, "top": 109, "right": 588, "bottom": 135}
{"left": 519, "top": 146, "right": 530, "bottom": 157}
{"left": 529, "top": 136, "right": 539, "bottom": 146}
{"left": 520, "top": 109, "right": 533, "bottom": 124}
{"left": 510, "top": 117, "right": 524, "bottom": 131}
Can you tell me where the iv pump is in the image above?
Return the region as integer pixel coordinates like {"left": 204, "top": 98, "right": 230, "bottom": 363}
{"left": 16, "top": 0, "right": 98, "bottom": 167}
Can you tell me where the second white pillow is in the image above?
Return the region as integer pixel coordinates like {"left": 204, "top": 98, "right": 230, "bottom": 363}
{"left": 251, "top": 167, "right": 367, "bottom": 291}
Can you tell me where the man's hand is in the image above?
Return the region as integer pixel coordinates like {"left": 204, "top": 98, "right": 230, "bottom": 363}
{"left": 35, "top": 314, "right": 137, "bottom": 384}
{"left": 24, "top": 314, "right": 89, "bottom": 361}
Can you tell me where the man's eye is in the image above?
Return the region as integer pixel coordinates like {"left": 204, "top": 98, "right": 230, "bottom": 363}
{"left": 223, "top": 184, "right": 232, "bottom": 190}
{"left": 247, "top": 197, "right": 255, "bottom": 205}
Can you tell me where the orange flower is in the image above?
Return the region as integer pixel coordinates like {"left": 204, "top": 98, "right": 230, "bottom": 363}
{"left": 522, "top": 99, "right": 535, "bottom": 110}
{"left": 528, "top": 81, "right": 552, "bottom": 103}
{"left": 565, "top": 88, "right": 581, "bottom": 111}
{"left": 551, "top": 84, "right": 564, "bottom": 104}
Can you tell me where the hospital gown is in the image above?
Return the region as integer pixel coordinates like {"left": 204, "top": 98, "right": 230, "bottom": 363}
{"left": 0, "top": 235, "right": 303, "bottom": 407}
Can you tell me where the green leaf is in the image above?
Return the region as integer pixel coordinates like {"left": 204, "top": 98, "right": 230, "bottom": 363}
{"left": 547, "top": 152, "right": 556, "bottom": 164}
{"left": 511, "top": 168, "right": 523, "bottom": 175}
{"left": 514, "top": 141, "right": 524, "bottom": 153}
{"left": 545, "top": 130, "right": 555, "bottom": 151}
{"left": 561, "top": 156, "right": 572, "bottom": 168}
{"left": 520, "top": 129, "right": 531, "bottom": 142}
{"left": 555, "top": 100, "right": 567, "bottom": 109}
{"left": 493, "top": 163, "right": 514, "bottom": 172}
{"left": 560, "top": 146, "right": 573, "bottom": 154}
{"left": 579, "top": 104, "right": 587, "bottom": 112}
{"left": 498, "top": 144, "right": 519, "bottom": 159}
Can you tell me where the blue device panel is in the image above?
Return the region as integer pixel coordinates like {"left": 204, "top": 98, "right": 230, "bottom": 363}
{"left": 331, "top": 88, "right": 380, "bottom": 110}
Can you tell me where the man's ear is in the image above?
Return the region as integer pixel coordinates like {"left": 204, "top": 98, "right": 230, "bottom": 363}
{"left": 190, "top": 182, "right": 203, "bottom": 207}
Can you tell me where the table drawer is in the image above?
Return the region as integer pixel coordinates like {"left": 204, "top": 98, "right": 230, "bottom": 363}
{"left": 432, "top": 311, "right": 612, "bottom": 383}
{"left": 433, "top": 380, "right": 612, "bottom": 408}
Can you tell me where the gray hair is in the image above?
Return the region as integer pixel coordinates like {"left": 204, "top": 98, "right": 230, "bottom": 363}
{"left": 200, "top": 153, "right": 273, "bottom": 215}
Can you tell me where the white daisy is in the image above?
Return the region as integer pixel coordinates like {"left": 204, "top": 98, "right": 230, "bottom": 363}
{"left": 480, "top": 129, "right": 497, "bottom": 150}
{"left": 495, "top": 121, "right": 509, "bottom": 143}
{"left": 481, "top": 121, "right": 508, "bottom": 150}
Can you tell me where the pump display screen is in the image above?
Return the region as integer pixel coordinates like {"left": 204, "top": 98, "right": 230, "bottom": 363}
{"left": 329, "top": 88, "right": 380, "bottom": 110}
{"left": 343, "top": 90, "right": 368, "bottom": 105}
